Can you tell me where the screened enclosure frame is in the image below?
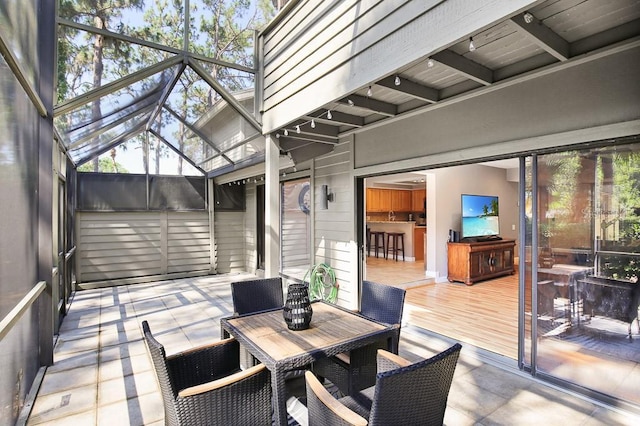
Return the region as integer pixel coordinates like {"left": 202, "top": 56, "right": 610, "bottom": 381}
{"left": 55, "top": 4, "right": 265, "bottom": 176}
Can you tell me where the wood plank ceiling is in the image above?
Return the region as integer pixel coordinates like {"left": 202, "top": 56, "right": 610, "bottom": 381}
{"left": 275, "top": 0, "right": 640, "bottom": 163}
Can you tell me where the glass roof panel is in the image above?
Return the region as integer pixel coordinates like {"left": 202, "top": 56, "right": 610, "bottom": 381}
{"left": 165, "top": 67, "right": 216, "bottom": 125}
{"left": 70, "top": 108, "right": 152, "bottom": 164}
{"left": 56, "top": 1, "right": 271, "bottom": 176}
{"left": 56, "top": 27, "right": 180, "bottom": 103}
{"left": 152, "top": 108, "right": 218, "bottom": 168}
{"left": 59, "top": 0, "right": 185, "bottom": 51}
{"left": 188, "top": 0, "right": 277, "bottom": 70}
{"left": 55, "top": 67, "right": 177, "bottom": 148}
{"left": 76, "top": 137, "right": 144, "bottom": 173}
{"left": 191, "top": 58, "right": 256, "bottom": 115}
{"left": 149, "top": 134, "right": 202, "bottom": 176}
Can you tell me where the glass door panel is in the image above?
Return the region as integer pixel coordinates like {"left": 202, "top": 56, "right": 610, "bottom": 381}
{"left": 533, "top": 141, "right": 640, "bottom": 406}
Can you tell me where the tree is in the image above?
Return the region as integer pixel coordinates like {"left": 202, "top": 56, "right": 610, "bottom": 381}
{"left": 77, "top": 156, "right": 129, "bottom": 173}
{"left": 58, "top": 0, "right": 144, "bottom": 170}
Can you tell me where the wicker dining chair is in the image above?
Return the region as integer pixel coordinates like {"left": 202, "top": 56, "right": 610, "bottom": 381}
{"left": 142, "top": 321, "right": 272, "bottom": 426}
{"left": 312, "top": 280, "right": 406, "bottom": 395}
{"left": 230, "top": 277, "right": 284, "bottom": 315}
{"left": 230, "top": 277, "right": 285, "bottom": 368}
{"left": 306, "top": 343, "right": 462, "bottom": 426}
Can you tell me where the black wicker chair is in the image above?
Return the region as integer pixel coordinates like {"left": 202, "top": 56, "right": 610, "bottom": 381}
{"left": 230, "top": 277, "right": 284, "bottom": 315}
{"left": 306, "top": 343, "right": 462, "bottom": 426}
{"left": 230, "top": 277, "right": 285, "bottom": 368}
{"left": 141, "top": 321, "right": 272, "bottom": 426}
{"left": 312, "top": 280, "right": 406, "bottom": 395}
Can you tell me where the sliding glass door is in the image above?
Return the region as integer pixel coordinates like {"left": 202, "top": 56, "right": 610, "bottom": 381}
{"left": 525, "top": 139, "right": 640, "bottom": 407}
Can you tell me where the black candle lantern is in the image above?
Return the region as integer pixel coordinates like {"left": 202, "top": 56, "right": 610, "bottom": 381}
{"left": 283, "top": 283, "right": 313, "bottom": 330}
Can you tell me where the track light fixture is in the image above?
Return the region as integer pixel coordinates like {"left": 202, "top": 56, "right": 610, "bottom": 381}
{"left": 469, "top": 37, "right": 476, "bottom": 52}
{"left": 427, "top": 58, "right": 434, "bottom": 68}
{"left": 310, "top": 119, "right": 316, "bottom": 128}
{"left": 327, "top": 110, "right": 332, "bottom": 120}
{"left": 394, "top": 75, "right": 401, "bottom": 86}
{"left": 296, "top": 125, "right": 301, "bottom": 133}
{"left": 347, "top": 98, "right": 354, "bottom": 106}
{"left": 367, "top": 86, "right": 372, "bottom": 97}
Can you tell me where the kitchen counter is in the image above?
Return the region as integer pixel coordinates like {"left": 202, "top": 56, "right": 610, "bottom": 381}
{"left": 367, "top": 221, "right": 425, "bottom": 260}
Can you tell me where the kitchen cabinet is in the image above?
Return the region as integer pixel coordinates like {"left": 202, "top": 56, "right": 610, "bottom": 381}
{"left": 414, "top": 227, "right": 425, "bottom": 261}
{"left": 412, "top": 189, "right": 426, "bottom": 211}
{"left": 366, "top": 188, "right": 392, "bottom": 212}
{"left": 366, "top": 189, "right": 413, "bottom": 212}
{"left": 447, "top": 239, "right": 515, "bottom": 285}
{"left": 391, "top": 190, "right": 412, "bottom": 212}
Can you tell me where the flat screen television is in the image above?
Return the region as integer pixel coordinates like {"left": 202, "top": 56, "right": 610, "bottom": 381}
{"left": 461, "top": 194, "right": 500, "bottom": 239}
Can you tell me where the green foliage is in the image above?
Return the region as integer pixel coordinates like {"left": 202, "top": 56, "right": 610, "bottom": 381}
{"left": 77, "top": 156, "right": 129, "bottom": 173}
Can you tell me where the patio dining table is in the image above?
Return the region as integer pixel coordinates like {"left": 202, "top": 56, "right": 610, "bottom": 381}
{"left": 220, "top": 301, "right": 398, "bottom": 426}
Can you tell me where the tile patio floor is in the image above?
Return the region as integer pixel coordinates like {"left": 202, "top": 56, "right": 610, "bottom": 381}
{"left": 25, "top": 273, "right": 639, "bottom": 425}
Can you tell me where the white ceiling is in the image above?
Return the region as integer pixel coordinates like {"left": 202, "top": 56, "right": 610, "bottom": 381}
{"left": 368, "top": 158, "right": 519, "bottom": 186}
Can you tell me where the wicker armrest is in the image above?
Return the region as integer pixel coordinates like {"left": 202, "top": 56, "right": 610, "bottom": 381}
{"left": 167, "top": 337, "right": 237, "bottom": 360}
{"left": 376, "top": 349, "right": 411, "bottom": 373}
{"left": 178, "top": 364, "right": 266, "bottom": 398}
{"left": 305, "top": 371, "right": 368, "bottom": 426}
{"left": 167, "top": 337, "right": 241, "bottom": 390}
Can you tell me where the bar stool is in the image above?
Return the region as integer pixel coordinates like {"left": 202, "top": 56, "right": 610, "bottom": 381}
{"left": 386, "top": 232, "right": 405, "bottom": 261}
{"left": 369, "top": 231, "right": 386, "bottom": 258}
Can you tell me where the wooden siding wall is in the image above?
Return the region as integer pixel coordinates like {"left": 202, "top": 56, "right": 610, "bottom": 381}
{"left": 281, "top": 180, "right": 310, "bottom": 275}
{"left": 214, "top": 211, "right": 247, "bottom": 274}
{"left": 260, "top": 0, "right": 533, "bottom": 132}
{"left": 244, "top": 183, "right": 258, "bottom": 273}
{"left": 77, "top": 211, "right": 210, "bottom": 283}
{"left": 313, "top": 139, "right": 358, "bottom": 310}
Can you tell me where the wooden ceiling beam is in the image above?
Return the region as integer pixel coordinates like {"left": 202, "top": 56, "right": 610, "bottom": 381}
{"left": 432, "top": 50, "right": 494, "bottom": 86}
{"left": 511, "top": 12, "right": 570, "bottom": 61}
{"left": 376, "top": 76, "right": 439, "bottom": 103}
{"left": 337, "top": 94, "right": 397, "bottom": 116}
{"left": 306, "top": 109, "right": 364, "bottom": 127}
{"left": 290, "top": 119, "right": 339, "bottom": 137}
{"left": 275, "top": 131, "right": 338, "bottom": 145}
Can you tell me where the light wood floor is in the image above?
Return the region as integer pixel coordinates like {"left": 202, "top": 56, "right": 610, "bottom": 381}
{"left": 366, "top": 256, "right": 518, "bottom": 359}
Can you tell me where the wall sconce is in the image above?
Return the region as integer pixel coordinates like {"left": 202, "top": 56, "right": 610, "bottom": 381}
{"left": 320, "top": 184, "right": 334, "bottom": 210}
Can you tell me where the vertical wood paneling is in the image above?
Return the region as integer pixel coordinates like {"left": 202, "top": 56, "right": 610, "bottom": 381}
{"left": 244, "top": 184, "right": 258, "bottom": 273}
{"left": 77, "top": 211, "right": 210, "bottom": 282}
{"left": 313, "top": 140, "right": 358, "bottom": 309}
{"left": 214, "top": 211, "right": 247, "bottom": 274}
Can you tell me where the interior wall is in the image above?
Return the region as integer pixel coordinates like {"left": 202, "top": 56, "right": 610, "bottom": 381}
{"left": 429, "top": 164, "right": 519, "bottom": 281}
{"left": 354, "top": 47, "right": 640, "bottom": 168}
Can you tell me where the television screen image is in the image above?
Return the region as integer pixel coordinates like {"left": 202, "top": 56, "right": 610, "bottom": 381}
{"left": 461, "top": 194, "right": 500, "bottom": 239}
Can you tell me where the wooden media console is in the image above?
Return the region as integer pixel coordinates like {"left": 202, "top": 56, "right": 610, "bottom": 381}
{"left": 447, "top": 239, "right": 516, "bottom": 285}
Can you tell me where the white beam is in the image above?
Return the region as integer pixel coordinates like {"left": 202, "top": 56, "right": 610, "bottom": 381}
{"left": 265, "top": 134, "right": 280, "bottom": 277}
